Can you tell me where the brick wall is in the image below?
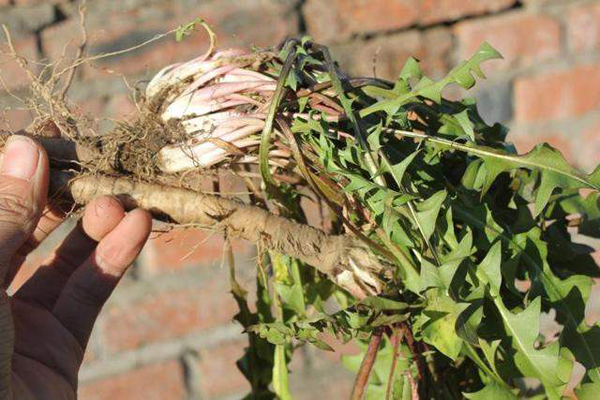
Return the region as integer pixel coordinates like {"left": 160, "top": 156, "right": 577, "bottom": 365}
{"left": 1, "top": 0, "right": 599, "bottom": 399}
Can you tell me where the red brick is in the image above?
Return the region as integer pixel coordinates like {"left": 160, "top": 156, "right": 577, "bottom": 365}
{"left": 520, "top": 0, "right": 566, "bottom": 5}
{"left": 1, "top": 3, "right": 55, "bottom": 33}
{"left": 303, "top": 0, "right": 420, "bottom": 43}
{"left": 14, "top": 0, "right": 52, "bottom": 4}
{"left": 102, "top": 283, "right": 238, "bottom": 353}
{"left": 331, "top": 27, "right": 452, "bottom": 80}
{"left": 567, "top": 2, "right": 600, "bottom": 53}
{"left": 75, "top": 97, "right": 108, "bottom": 119}
{"left": 293, "top": 373, "right": 353, "bottom": 400}
{"left": 196, "top": 339, "right": 250, "bottom": 398}
{"left": 317, "top": 334, "right": 361, "bottom": 365}
{"left": 303, "top": 0, "right": 517, "bottom": 43}
{"left": 0, "top": 107, "right": 34, "bottom": 132}
{"left": 514, "top": 64, "right": 600, "bottom": 122}
{"left": 104, "top": 93, "right": 137, "bottom": 121}
{"left": 8, "top": 0, "right": 62, "bottom": 5}
{"left": 140, "top": 228, "right": 235, "bottom": 275}
{"left": 576, "top": 120, "right": 600, "bottom": 171}
{"left": 43, "top": 1, "right": 298, "bottom": 80}
{"left": 509, "top": 129, "right": 573, "bottom": 163}
{"left": 420, "top": 0, "right": 516, "bottom": 25}
{"left": 82, "top": 35, "right": 209, "bottom": 81}
{"left": 78, "top": 360, "right": 186, "bottom": 400}
{"left": 41, "top": 13, "right": 140, "bottom": 62}
{"left": 0, "top": 35, "right": 38, "bottom": 91}
{"left": 454, "top": 11, "right": 561, "bottom": 72}
{"left": 180, "top": 0, "right": 298, "bottom": 48}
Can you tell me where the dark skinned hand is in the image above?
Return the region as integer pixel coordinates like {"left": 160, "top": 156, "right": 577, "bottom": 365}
{"left": 0, "top": 135, "right": 152, "bottom": 399}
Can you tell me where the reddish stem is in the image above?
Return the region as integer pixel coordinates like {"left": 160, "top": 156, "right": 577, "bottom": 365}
{"left": 350, "top": 328, "right": 384, "bottom": 400}
{"left": 385, "top": 328, "right": 403, "bottom": 400}
{"left": 406, "top": 367, "right": 419, "bottom": 400}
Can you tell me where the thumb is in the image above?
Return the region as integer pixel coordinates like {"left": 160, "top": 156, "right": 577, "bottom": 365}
{"left": 0, "top": 135, "right": 49, "bottom": 284}
{"left": 0, "top": 135, "right": 48, "bottom": 396}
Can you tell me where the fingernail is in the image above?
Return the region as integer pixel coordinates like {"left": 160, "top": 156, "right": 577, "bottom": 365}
{"left": 1, "top": 136, "right": 39, "bottom": 181}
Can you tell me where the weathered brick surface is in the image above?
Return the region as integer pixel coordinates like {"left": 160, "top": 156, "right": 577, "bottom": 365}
{"left": 420, "top": 0, "right": 517, "bottom": 24}
{"left": 579, "top": 119, "right": 600, "bottom": 170}
{"left": 567, "top": 2, "right": 600, "bottom": 53}
{"left": 303, "top": 0, "right": 517, "bottom": 43}
{"left": 331, "top": 27, "right": 453, "bottom": 80}
{"left": 102, "top": 281, "right": 238, "bottom": 353}
{"left": 78, "top": 360, "right": 186, "bottom": 400}
{"left": 454, "top": 11, "right": 561, "bottom": 71}
{"left": 43, "top": 0, "right": 298, "bottom": 80}
{"left": 139, "top": 228, "right": 253, "bottom": 276}
{"left": 195, "top": 339, "right": 251, "bottom": 398}
{"left": 0, "top": 3, "right": 55, "bottom": 37}
{"left": 141, "top": 229, "right": 226, "bottom": 275}
{"left": 508, "top": 127, "right": 574, "bottom": 163}
{"left": 514, "top": 64, "right": 600, "bottom": 122}
{"left": 303, "top": 0, "right": 420, "bottom": 43}
{"left": 0, "top": 34, "right": 38, "bottom": 91}
{"left": 0, "top": 107, "right": 34, "bottom": 132}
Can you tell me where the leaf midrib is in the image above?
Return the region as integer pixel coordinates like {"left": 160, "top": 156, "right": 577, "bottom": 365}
{"left": 390, "top": 129, "right": 599, "bottom": 190}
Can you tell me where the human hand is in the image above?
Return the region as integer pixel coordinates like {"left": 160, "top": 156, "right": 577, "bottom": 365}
{"left": 0, "top": 135, "right": 152, "bottom": 399}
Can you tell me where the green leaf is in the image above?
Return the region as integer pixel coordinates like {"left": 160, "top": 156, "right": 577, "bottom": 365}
{"left": 476, "top": 241, "right": 503, "bottom": 297}
{"left": 479, "top": 338, "right": 503, "bottom": 377}
{"left": 273, "top": 345, "right": 292, "bottom": 400}
{"left": 415, "top": 76, "right": 441, "bottom": 103}
{"left": 494, "top": 297, "right": 569, "bottom": 399}
{"left": 576, "top": 382, "right": 600, "bottom": 400}
{"left": 558, "top": 191, "right": 600, "bottom": 237}
{"left": 393, "top": 131, "right": 600, "bottom": 214}
{"left": 273, "top": 256, "right": 306, "bottom": 316}
{"left": 484, "top": 143, "right": 600, "bottom": 213}
{"left": 381, "top": 150, "right": 419, "bottom": 185}
{"left": 456, "top": 204, "right": 599, "bottom": 387}
{"left": 456, "top": 301, "right": 483, "bottom": 345}
{"left": 415, "top": 190, "right": 447, "bottom": 241}
{"left": 464, "top": 382, "right": 517, "bottom": 399}
{"left": 419, "top": 289, "right": 467, "bottom": 360}
{"left": 285, "top": 71, "right": 298, "bottom": 91}
{"left": 421, "top": 231, "right": 473, "bottom": 293}
{"left": 454, "top": 109, "right": 476, "bottom": 141}
{"left": 361, "top": 296, "right": 408, "bottom": 311}
{"left": 361, "top": 42, "right": 501, "bottom": 115}
{"left": 399, "top": 57, "right": 422, "bottom": 81}
{"left": 420, "top": 259, "right": 445, "bottom": 291}
{"left": 449, "top": 42, "right": 502, "bottom": 90}
{"left": 562, "top": 323, "right": 600, "bottom": 385}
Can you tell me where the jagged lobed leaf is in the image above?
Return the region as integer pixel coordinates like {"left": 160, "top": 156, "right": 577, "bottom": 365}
{"left": 361, "top": 42, "right": 502, "bottom": 116}
{"left": 227, "top": 37, "right": 600, "bottom": 399}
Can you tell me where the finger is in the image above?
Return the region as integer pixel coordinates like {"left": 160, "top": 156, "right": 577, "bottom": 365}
{"left": 12, "top": 298, "right": 83, "bottom": 390}
{"left": 14, "top": 196, "right": 125, "bottom": 307}
{"left": 0, "top": 135, "right": 48, "bottom": 284}
{"left": 0, "top": 135, "right": 47, "bottom": 394}
{"left": 52, "top": 208, "right": 151, "bottom": 346}
{"left": 4, "top": 123, "right": 63, "bottom": 269}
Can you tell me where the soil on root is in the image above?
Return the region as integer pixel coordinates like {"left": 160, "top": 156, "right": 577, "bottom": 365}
{"left": 99, "top": 113, "right": 187, "bottom": 180}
